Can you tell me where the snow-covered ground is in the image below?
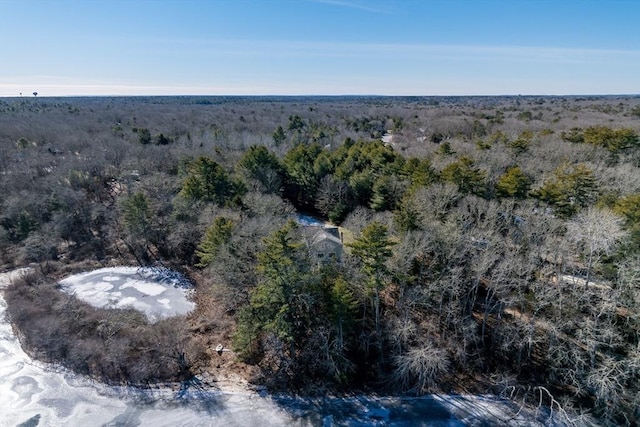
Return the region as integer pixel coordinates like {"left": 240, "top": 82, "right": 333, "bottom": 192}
{"left": 59, "top": 266, "right": 195, "bottom": 322}
{"left": 381, "top": 131, "right": 394, "bottom": 144}
{"left": 1, "top": 269, "right": 571, "bottom": 426}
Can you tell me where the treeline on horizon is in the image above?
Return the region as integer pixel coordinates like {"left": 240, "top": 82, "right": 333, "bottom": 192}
{"left": 1, "top": 96, "right": 639, "bottom": 425}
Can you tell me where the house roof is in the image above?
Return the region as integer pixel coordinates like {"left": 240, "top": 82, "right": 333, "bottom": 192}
{"left": 309, "top": 228, "right": 342, "bottom": 246}
{"left": 302, "top": 225, "right": 342, "bottom": 247}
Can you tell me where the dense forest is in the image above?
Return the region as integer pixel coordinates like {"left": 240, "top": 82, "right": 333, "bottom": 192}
{"left": 1, "top": 95, "right": 639, "bottom": 425}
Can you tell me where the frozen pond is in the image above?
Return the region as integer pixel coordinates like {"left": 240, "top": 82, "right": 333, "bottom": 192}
{"left": 59, "top": 266, "right": 195, "bottom": 322}
{"left": 1, "top": 269, "right": 563, "bottom": 426}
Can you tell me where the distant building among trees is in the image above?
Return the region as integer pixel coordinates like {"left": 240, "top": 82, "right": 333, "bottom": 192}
{"left": 302, "top": 225, "right": 343, "bottom": 263}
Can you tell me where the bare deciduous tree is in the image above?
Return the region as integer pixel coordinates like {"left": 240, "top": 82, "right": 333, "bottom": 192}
{"left": 392, "top": 344, "right": 449, "bottom": 392}
{"left": 566, "top": 207, "right": 627, "bottom": 286}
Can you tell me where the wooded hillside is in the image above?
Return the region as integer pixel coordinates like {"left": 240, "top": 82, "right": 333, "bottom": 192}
{"left": 1, "top": 96, "right": 639, "bottom": 425}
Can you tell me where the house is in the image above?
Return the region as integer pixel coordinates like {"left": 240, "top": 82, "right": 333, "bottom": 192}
{"left": 302, "top": 225, "right": 343, "bottom": 263}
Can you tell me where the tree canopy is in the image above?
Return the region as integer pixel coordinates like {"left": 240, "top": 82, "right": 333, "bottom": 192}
{"left": 180, "top": 156, "right": 245, "bottom": 206}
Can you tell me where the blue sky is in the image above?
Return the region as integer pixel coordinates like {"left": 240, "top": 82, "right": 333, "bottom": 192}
{"left": 1, "top": 0, "right": 639, "bottom": 96}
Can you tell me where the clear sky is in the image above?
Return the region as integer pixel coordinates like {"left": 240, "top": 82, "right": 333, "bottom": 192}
{"left": 1, "top": 0, "right": 639, "bottom": 96}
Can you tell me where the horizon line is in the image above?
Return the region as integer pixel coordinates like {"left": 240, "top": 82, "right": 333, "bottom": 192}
{"left": 2, "top": 93, "right": 639, "bottom": 99}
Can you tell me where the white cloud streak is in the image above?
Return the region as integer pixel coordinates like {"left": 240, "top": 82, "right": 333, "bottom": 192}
{"left": 162, "top": 38, "right": 640, "bottom": 63}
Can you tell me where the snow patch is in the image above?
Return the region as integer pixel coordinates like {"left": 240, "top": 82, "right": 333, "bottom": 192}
{"left": 157, "top": 298, "right": 171, "bottom": 309}
{"left": 297, "top": 214, "right": 325, "bottom": 227}
{"left": 95, "top": 282, "right": 114, "bottom": 292}
{"left": 120, "top": 280, "right": 166, "bottom": 296}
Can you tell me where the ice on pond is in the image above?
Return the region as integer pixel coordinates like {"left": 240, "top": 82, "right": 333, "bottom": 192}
{"left": 121, "top": 279, "right": 167, "bottom": 296}
{"left": 59, "top": 266, "right": 195, "bottom": 321}
{"left": 116, "top": 296, "right": 144, "bottom": 308}
{"left": 94, "top": 282, "right": 114, "bottom": 292}
{"left": 157, "top": 298, "right": 171, "bottom": 309}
